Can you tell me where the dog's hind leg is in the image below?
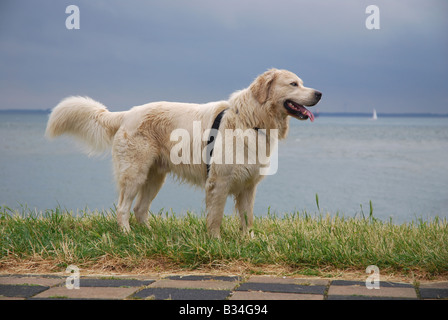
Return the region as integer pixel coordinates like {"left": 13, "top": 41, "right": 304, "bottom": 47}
{"left": 116, "top": 185, "right": 139, "bottom": 233}
{"left": 116, "top": 165, "right": 153, "bottom": 232}
{"left": 113, "top": 130, "right": 154, "bottom": 232}
{"left": 133, "top": 167, "right": 167, "bottom": 225}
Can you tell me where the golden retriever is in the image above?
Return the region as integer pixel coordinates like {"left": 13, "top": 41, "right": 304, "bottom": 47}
{"left": 46, "top": 68, "right": 322, "bottom": 237}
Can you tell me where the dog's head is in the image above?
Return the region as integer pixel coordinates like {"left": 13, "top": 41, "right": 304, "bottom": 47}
{"left": 250, "top": 69, "right": 322, "bottom": 122}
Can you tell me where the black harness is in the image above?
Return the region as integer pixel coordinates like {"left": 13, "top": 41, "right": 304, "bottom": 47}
{"left": 205, "top": 109, "right": 227, "bottom": 177}
{"left": 205, "top": 109, "right": 262, "bottom": 178}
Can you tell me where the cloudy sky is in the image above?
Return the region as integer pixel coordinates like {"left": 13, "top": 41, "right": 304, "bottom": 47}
{"left": 1, "top": 0, "right": 447, "bottom": 113}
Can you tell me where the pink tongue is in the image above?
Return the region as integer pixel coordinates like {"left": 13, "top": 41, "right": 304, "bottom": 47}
{"left": 298, "top": 106, "right": 315, "bottom": 122}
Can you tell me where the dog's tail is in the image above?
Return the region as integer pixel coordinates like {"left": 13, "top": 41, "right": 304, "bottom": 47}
{"left": 45, "top": 96, "right": 126, "bottom": 155}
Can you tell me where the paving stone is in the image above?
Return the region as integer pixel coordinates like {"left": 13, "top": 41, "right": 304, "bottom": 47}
{"left": 327, "top": 295, "right": 413, "bottom": 300}
{"left": 79, "top": 278, "right": 154, "bottom": 287}
{"left": 419, "top": 281, "right": 448, "bottom": 289}
{"left": 166, "top": 275, "right": 240, "bottom": 282}
{"left": 151, "top": 279, "right": 237, "bottom": 290}
{"left": 0, "top": 296, "right": 26, "bottom": 300}
{"left": 236, "top": 282, "right": 326, "bottom": 295}
{"left": 4, "top": 273, "right": 439, "bottom": 301}
{"left": 331, "top": 280, "right": 414, "bottom": 288}
{"left": 419, "top": 287, "right": 448, "bottom": 299}
{"left": 230, "top": 291, "right": 323, "bottom": 300}
{"left": 0, "top": 284, "right": 50, "bottom": 298}
{"left": 327, "top": 284, "right": 417, "bottom": 299}
{"left": 32, "top": 286, "right": 138, "bottom": 299}
{"left": 246, "top": 276, "right": 329, "bottom": 286}
{"left": 0, "top": 274, "right": 62, "bottom": 279}
{"left": 133, "top": 288, "right": 231, "bottom": 300}
{"left": 419, "top": 281, "right": 448, "bottom": 299}
{"left": 0, "top": 276, "right": 64, "bottom": 287}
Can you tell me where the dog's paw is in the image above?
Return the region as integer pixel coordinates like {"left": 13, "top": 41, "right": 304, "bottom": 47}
{"left": 120, "top": 223, "right": 131, "bottom": 233}
{"left": 207, "top": 228, "right": 221, "bottom": 239}
{"left": 249, "top": 230, "right": 255, "bottom": 239}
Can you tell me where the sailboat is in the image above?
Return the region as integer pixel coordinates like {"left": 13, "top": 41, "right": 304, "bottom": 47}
{"left": 371, "top": 109, "right": 378, "bottom": 120}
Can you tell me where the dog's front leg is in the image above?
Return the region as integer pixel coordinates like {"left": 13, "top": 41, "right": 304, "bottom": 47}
{"left": 205, "top": 176, "right": 230, "bottom": 238}
{"left": 235, "top": 185, "right": 256, "bottom": 237}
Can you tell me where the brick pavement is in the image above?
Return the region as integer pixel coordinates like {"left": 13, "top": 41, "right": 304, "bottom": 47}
{"left": 0, "top": 273, "right": 447, "bottom": 300}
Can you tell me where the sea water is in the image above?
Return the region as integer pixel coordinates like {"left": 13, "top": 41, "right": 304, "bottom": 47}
{"left": 1, "top": 111, "right": 447, "bottom": 223}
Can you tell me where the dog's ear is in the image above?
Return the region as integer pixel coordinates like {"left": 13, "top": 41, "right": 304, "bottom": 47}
{"left": 250, "top": 69, "right": 278, "bottom": 104}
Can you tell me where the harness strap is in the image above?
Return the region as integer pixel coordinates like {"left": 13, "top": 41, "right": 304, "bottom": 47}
{"left": 205, "top": 110, "right": 262, "bottom": 178}
{"left": 205, "top": 109, "right": 227, "bottom": 177}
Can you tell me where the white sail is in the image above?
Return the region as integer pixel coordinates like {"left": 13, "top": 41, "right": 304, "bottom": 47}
{"left": 372, "top": 109, "right": 378, "bottom": 120}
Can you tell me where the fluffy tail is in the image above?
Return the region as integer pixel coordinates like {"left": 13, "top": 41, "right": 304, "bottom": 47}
{"left": 45, "top": 96, "right": 125, "bottom": 155}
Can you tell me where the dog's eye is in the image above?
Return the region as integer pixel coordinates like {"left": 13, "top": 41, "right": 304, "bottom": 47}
{"left": 290, "top": 82, "right": 298, "bottom": 87}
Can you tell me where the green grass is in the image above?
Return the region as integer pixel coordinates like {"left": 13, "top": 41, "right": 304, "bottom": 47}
{"left": 1, "top": 205, "right": 447, "bottom": 278}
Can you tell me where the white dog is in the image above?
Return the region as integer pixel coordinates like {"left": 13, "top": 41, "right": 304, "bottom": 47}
{"left": 46, "top": 69, "right": 322, "bottom": 237}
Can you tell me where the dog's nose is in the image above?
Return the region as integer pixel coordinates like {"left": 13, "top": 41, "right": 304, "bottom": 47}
{"left": 314, "top": 91, "right": 322, "bottom": 101}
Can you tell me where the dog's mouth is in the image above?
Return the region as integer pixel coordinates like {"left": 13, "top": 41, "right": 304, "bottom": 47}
{"left": 283, "top": 100, "right": 315, "bottom": 122}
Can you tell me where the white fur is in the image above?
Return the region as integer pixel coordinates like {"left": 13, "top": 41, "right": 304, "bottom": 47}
{"left": 45, "top": 96, "right": 126, "bottom": 156}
